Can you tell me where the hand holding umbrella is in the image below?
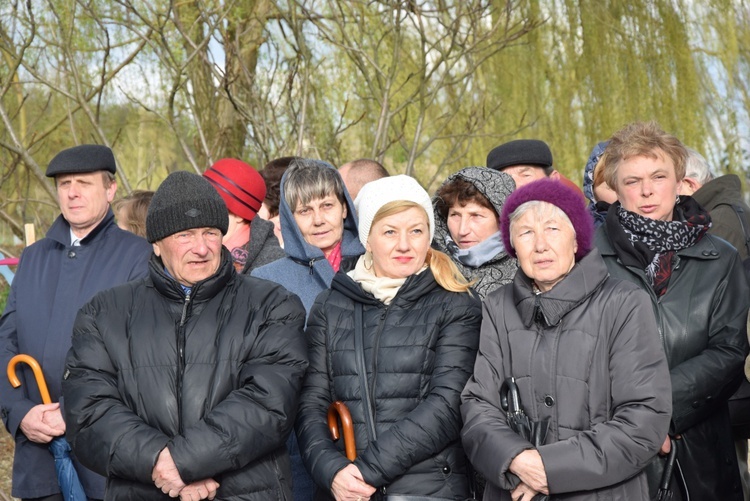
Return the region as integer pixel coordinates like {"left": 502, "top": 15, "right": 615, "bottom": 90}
{"left": 8, "top": 354, "right": 87, "bottom": 501}
{"left": 501, "top": 377, "right": 550, "bottom": 501}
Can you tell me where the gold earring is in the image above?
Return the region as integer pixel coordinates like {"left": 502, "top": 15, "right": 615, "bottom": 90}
{"left": 364, "top": 252, "right": 373, "bottom": 270}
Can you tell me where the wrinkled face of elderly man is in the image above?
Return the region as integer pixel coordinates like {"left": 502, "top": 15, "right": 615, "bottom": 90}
{"left": 153, "top": 227, "right": 223, "bottom": 287}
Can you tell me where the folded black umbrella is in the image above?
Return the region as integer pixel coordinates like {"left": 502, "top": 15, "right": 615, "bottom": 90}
{"left": 501, "top": 377, "right": 550, "bottom": 501}
{"left": 657, "top": 438, "right": 679, "bottom": 500}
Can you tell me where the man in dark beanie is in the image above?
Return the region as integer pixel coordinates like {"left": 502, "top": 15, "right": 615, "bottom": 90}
{"left": 0, "top": 144, "right": 152, "bottom": 501}
{"left": 62, "top": 171, "right": 308, "bottom": 500}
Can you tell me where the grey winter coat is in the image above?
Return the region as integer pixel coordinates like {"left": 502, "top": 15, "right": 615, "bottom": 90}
{"left": 692, "top": 174, "right": 750, "bottom": 259}
{"left": 62, "top": 248, "right": 308, "bottom": 500}
{"left": 432, "top": 167, "right": 518, "bottom": 299}
{"left": 595, "top": 223, "right": 750, "bottom": 500}
{"left": 461, "top": 249, "right": 672, "bottom": 500}
{"left": 297, "top": 268, "right": 482, "bottom": 500}
{"left": 238, "top": 216, "right": 286, "bottom": 273}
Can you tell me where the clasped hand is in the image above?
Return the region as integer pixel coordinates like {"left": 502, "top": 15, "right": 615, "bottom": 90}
{"left": 20, "top": 403, "right": 65, "bottom": 443}
{"left": 331, "top": 464, "right": 376, "bottom": 501}
{"left": 152, "top": 447, "right": 219, "bottom": 500}
{"left": 509, "top": 449, "right": 549, "bottom": 496}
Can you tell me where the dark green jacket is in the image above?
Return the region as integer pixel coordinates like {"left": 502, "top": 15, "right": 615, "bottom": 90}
{"left": 692, "top": 174, "right": 750, "bottom": 259}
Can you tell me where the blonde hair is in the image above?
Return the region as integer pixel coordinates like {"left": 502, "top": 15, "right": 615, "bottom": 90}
{"left": 601, "top": 121, "right": 688, "bottom": 190}
{"left": 371, "top": 200, "right": 473, "bottom": 293}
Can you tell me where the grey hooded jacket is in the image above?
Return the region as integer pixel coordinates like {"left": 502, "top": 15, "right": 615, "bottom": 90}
{"left": 252, "top": 161, "right": 364, "bottom": 314}
{"left": 432, "top": 167, "right": 517, "bottom": 299}
{"left": 461, "top": 249, "right": 672, "bottom": 500}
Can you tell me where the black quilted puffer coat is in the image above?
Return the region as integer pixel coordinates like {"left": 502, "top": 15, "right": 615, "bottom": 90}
{"left": 296, "top": 267, "right": 482, "bottom": 500}
{"left": 62, "top": 249, "right": 308, "bottom": 500}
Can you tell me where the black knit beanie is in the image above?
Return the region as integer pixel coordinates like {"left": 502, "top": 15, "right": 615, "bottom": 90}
{"left": 146, "top": 171, "right": 229, "bottom": 243}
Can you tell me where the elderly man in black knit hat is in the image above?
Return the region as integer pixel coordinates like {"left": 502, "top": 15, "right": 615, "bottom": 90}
{"left": 62, "top": 171, "right": 308, "bottom": 500}
{"left": 0, "top": 144, "right": 152, "bottom": 501}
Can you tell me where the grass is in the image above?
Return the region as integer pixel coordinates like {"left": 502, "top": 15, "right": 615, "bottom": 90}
{"left": 0, "top": 428, "right": 15, "bottom": 499}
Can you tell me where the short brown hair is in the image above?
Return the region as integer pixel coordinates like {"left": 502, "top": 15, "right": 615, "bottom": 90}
{"left": 113, "top": 190, "right": 154, "bottom": 238}
{"left": 261, "top": 157, "right": 300, "bottom": 218}
{"left": 434, "top": 177, "right": 495, "bottom": 220}
{"left": 601, "top": 121, "right": 687, "bottom": 190}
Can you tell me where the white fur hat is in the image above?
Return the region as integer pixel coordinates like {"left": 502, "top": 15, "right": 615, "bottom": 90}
{"left": 354, "top": 175, "right": 435, "bottom": 247}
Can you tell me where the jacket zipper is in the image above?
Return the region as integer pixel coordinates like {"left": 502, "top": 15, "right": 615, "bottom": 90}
{"left": 367, "top": 306, "right": 389, "bottom": 434}
{"left": 369, "top": 306, "right": 389, "bottom": 501}
{"left": 177, "top": 291, "right": 191, "bottom": 434}
{"left": 626, "top": 266, "right": 665, "bottom": 344}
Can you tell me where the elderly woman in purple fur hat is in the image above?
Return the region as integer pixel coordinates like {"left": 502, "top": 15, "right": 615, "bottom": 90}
{"left": 461, "top": 179, "right": 672, "bottom": 501}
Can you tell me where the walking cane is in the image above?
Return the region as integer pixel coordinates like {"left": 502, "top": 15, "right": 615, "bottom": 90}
{"left": 7, "top": 354, "right": 52, "bottom": 403}
{"left": 328, "top": 401, "right": 357, "bottom": 460}
{"left": 7, "top": 354, "right": 87, "bottom": 501}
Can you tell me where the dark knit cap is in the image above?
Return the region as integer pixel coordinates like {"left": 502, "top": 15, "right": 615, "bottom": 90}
{"left": 501, "top": 178, "right": 593, "bottom": 262}
{"left": 46, "top": 144, "right": 117, "bottom": 177}
{"left": 146, "top": 171, "right": 229, "bottom": 243}
{"left": 487, "top": 139, "right": 553, "bottom": 171}
{"left": 203, "top": 158, "right": 266, "bottom": 221}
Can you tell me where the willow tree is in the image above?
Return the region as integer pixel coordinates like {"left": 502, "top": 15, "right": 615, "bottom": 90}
{"left": 477, "top": 0, "right": 712, "bottom": 182}
{"left": 297, "top": 0, "right": 540, "bottom": 188}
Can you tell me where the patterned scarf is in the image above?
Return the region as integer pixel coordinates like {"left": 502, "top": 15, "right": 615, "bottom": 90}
{"left": 606, "top": 197, "right": 711, "bottom": 296}
{"left": 443, "top": 231, "right": 505, "bottom": 268}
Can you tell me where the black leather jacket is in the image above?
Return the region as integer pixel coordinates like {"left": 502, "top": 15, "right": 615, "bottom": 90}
{"left": 595, "top": 226, "right": 750, "bottom": 500}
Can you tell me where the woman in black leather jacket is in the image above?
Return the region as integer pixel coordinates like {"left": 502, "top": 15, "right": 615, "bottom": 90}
{"left": 296, "top": 175, "right": 482, "bottom": 501}
{"left": 594, "top": 121, "right": 750, "bottom": 500}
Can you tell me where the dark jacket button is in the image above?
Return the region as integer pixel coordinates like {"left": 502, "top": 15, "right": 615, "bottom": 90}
{"left": 68, "top": 250, "right": 76, "bottom": 258}
{"left": 692, "top": 400, "right": 701, "bottom": 408}
{"left": 544, "top": 395, "right": 555, "bottom": 407}
{"left": 710, "top": 251, "right": 719, "bottom": 256}
{"left": 701, "top": 250, "right": 710, "bottom": 256}
{"left": 442, "top": 466, "right": 451, "bottom": 474}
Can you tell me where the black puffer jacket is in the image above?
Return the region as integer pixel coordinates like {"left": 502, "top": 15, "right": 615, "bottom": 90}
{"left": 296, "top": 267, "right": 482, "bottom": 500}
{"left": 62, "top": 249, "right": 308, "bottom": 500}
{"left": 595, "top": 221, "right": 750, "bottom": 500}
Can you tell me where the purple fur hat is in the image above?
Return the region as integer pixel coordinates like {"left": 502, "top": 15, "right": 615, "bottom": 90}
{"left": 501, "top": 178, "right": 594, "bottom": 261}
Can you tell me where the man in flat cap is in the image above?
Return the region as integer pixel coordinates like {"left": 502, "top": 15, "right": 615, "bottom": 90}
{"left": 62, "top": 171, "right": 308, "bottom": 500}
{"left": 486, "top": 139, "right": 561, "bottom": 188}
{"left": 0, "top": 144, "right": 152, "bottom": 501}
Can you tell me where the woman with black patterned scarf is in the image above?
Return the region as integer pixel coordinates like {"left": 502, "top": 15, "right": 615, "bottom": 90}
{"left": 594, "top": 121, "right": 750, "bottom": 501}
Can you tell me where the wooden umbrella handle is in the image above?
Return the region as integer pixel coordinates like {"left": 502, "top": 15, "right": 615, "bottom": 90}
{"left": 7, "top": 354, "right": 52, "bottom": 404}
{"left": 327, "top": 401, "right": 357, "bottom": 461}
